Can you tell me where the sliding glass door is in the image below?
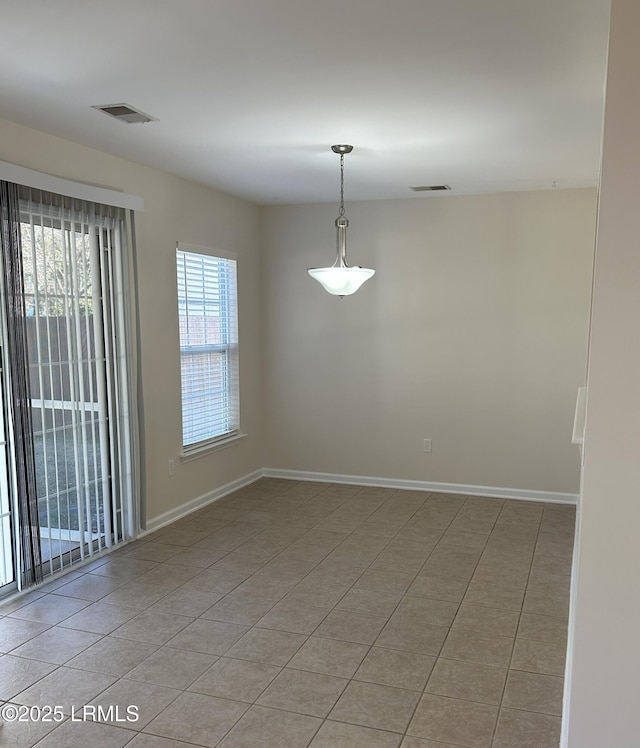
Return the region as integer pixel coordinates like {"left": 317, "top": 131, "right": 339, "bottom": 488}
{"left": 0, "top": 184, "right": 137, "bottom": 590}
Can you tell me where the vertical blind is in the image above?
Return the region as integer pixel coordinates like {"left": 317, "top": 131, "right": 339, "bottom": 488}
{"left": 0, "top": 169, "right": 141, "bottom": 593}
{"left": 0, "top": 181, "right": 41, "bottom": 587}
{"left": 16, "top": 187, "right": 134, "bottom": 574}
{"left": 176, "top": 247, "right": 239, "bottom": 448}
{"left": 0, "top": 366, "right": 14, "bottom": 587}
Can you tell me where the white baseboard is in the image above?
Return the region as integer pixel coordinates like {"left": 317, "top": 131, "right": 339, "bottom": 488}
{"left": 142, "top": 465, "right": 577, "bottom": 537}
{"left": 262, "top": 467, "right": 578, "bottom": 505}
{"left": 142, "top": 469, "right": 264, "bottom": 534}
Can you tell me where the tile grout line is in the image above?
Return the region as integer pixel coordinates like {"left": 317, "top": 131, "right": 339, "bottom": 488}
{"left": 395, "top": 493, "right": 497, "bottom": 744}
{"left": 0, "top": 480, "right": 573, "bottom": 747}
{"left": 488, "top": 502, "right": 544, "bottom": 747}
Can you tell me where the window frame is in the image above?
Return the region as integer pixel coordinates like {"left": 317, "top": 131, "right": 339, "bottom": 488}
{"left": 176, "top": 243, "right": 241, "bottom": 459}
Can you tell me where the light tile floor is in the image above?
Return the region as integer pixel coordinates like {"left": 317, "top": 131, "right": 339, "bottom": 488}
{"left": 0, "top": 478, "right": 574, "bottom": 748}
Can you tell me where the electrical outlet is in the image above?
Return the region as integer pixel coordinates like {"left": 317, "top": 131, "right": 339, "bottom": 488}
{"left": 423, "top": 439, "right": 432, "bottom": 453}
{"left": 168, "top": 459, "right": 175, "bottom": 477}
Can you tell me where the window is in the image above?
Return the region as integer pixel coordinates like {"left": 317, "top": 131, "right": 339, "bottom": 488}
{"left": 176, "top": 246, "right": 239, "bottom": 451}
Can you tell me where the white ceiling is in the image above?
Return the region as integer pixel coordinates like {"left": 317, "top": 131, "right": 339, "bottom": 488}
{"left": 0, "top": 0, "right": 610, "bottom": 205}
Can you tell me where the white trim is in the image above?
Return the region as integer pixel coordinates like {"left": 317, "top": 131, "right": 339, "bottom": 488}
{"left": 0, "top": 159, "right": 144, "bottom": 211}
{"left": 0, "top": 466, "right": 576, "bottom": 608}
{"left": 142, "top": 469, "right": 263, "bottom": 533}
{"left": 560, "top": 497, "right": 583, "bottom": 746}
{"left": 179, "top": 433, "right": 248, "bottom": 462}
{"left": 176, "top": 241, "right": 237, "bottom": 262}
{"left": 571, "top": 386, "right": 587, "bottom": 446}
{"left": 262, "top": 468, "right": 578, "bottom": 504}
{"left": 572, "top": 386, "right": 587, "bottom": 465}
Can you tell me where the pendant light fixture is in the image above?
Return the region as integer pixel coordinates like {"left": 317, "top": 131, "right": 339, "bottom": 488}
{"left": 308, "top": 145, "right": 375, "bottom": 296}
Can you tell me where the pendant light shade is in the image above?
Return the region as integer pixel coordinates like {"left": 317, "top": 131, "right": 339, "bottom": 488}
{"left": 308, "top": 145, "right": 375, "bottom": 296}
{"left": 308, "top": 266, "right": 375, "bottom": 296}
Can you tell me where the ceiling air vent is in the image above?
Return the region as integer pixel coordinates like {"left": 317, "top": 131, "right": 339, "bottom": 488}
{"left": 92, "top": 103, "right": 157, "bottom": 124}
{"left": 411, "top": 185, "right": 451, "bottom": 192}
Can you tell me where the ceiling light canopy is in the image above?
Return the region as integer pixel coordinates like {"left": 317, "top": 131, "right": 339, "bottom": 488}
{"left": 308, "top": 145, "right": 375, "bottom": 297}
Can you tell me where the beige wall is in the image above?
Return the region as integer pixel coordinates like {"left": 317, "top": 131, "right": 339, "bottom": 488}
{"left": 0, "top": 113, "right": 599, "bottom": 526}
{"left": 261, "top": 189, "right": 596, "bottom": 495}
{"left": 564, "top": 0, "right": 640, "bottom": 745}
{"left": 0, "top": 116, "right": 264, "bottom": 525}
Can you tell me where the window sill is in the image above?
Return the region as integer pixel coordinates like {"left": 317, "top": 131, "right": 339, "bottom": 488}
{"left": 179, "top": 433, "right": 247, "bottom": 462}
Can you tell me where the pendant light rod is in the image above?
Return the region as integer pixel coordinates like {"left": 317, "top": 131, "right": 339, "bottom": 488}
{"left": 332, "top": 143, "right": 353, "bottom": 215}
{"left": 333, "top": 144, "right": 352, "bottom": 268}
{"left": 336, "top": 216, "right": 348, "bottom": 267}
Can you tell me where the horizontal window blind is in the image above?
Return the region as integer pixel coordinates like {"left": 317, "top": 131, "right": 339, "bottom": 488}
{"left": 176, "top": 247, "right": 238, "bottom": 448}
